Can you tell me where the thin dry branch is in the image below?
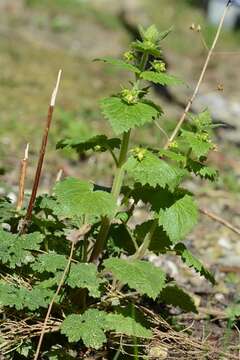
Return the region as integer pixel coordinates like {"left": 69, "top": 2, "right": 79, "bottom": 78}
{"left": 164, "top": 1, "right": 231, "bottom": 149}
{"left": 33, "top": 241, "right": 74, "bottom": 360}
{"left": 20, "top": 70, "right": 62, "bottom": 234}
{"left": 16, "top": 143, "right": 29, "bottom": 211}
{"left": 200, "top": 207, "right": 240, "bottom": 235}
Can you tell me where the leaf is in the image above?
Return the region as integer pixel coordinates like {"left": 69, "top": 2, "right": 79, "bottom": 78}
{"left": 139, "top": 25, "right": 172, "bottom": 43}
{"left": 226, "top": 304, "right": 240, "bottom": 321}
{"left": 108, "top": 223, "right": 136, "bottom": 255}
{"left": 159, "top": 149, "right": 186, "bottom": 163}
{"left": 134, "top": 220, "right": 171, "bottom": 254}
{"left": 192, "top": 110, "right": 212, "bottom": 132}
{"left": 61, "top": 309, "right": 107, "bottom": 349}
{"left": 56, "top": 135, "right": 121, "bottom": 154}
{"left": 31, "top": 253, "right": 67, "bottom": 273}
{"left": 159, "top": 285, "right": 197, "bottom": 313}
{"left": 180, "top": 130, "right": 213, "bottom": 158}
{"left": 139, "top": 24, "right": 160, "bottom": 43}
{"left": 105, "top": 313, "right": 152, "bottom": 338}
{"left": 126, "top": 183, "right": 188, "bottom": 213}
{"left": 54, "top": 177, "right": 117, "bottom": 219}
{"left": 0, "top": 197, "right": 15, "bottom": 222}
{"left": 141, "top": 71, "right": 183, "bottom": 86}
{"left": 0, "top": 283, "right": 53, "bottom": 310}
{"left": 104, "top": 258, "right": 166, "bottom": 299}
{"left": 174, "top": 243, "right": 215, "bottom": 284}
{"left": 61, "top": 309, "right": 151, "bottom": 349}
{"left": 0, "top": 230, "right": 43, "bottom": 268}
{"left": 158, "top": 195, "right": 198, "bottom": 243}
{"left": 100, "top": 96, "right": 161, "bottom": 134}
{"left": 131, "top": 40, "right": 161, "bottom": 57}
{"left": 187, "top": 159, "right": 218, "bottom": 181}
{"left": 95, "top": 57, "right": 140, "bottom": 74}
{"left": 124, "top": 150, "right": 186, "bottom": 191}
{"left": 67, "top": 263, "right": 102, "bottom": 298}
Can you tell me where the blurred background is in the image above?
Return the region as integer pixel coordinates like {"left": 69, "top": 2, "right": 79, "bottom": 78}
{"left": 0, "top": 0, "right": 240, "bottom": 343}
{"left": 0, "top": 0, "right": 240, "bottom": 189}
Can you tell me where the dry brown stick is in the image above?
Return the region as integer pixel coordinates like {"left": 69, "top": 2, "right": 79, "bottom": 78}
{"left": 20, "top": 70, "right": 62, "bottom": 234}
{"left": 16, "top": 143, "right": 29, "bottom": 211}
{"left": 33, "top": 242, "right": 75, "bottom": 360}
{"left": 164, "top": 1, "right": 231, "bottom": 149}
{"left": 200, "top": 207, "right": 240, "bottom": 236}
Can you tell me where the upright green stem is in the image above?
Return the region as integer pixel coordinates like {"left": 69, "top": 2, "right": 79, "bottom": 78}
{"left": 90, "top": 51, "right": 149, "bottom": 263}
{"left": 90, "top": 131, "right": 131, "bottom": 263}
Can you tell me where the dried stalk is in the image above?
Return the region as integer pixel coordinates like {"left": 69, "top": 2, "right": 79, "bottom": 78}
{"left": 164, "top": 1, "right": 231, "bottom": 149}
{"left": 16, "top": 143, "right": 29, "bottom": 211}
{"left": 200, "top": 207, "right": 240, "bottom": 235}
{"left": 20, "top": 70, "right": 62, "bottom": 234}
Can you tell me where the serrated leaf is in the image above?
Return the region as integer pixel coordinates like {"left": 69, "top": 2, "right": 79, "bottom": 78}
{"left": 141, "top": 71, "right": 183, "bottom": 86}
{"left": 139, "top": 24, "right": 160, "bottom": 43}
{"left": 174, "top": 243, "right": 215, "bottom": 284}
{"left": 159, "top": 285, "right": 197, "bottom": 313}
{"left": 0, "top": 197, "right": 15, "bottom": 222}
{"left": 31, "top": 253, "right": 67, "bottom": 273}
{"left": 104, "top": 258, "right": 166, "bottom": 299}
{"left": 139, "top": 25, "right": 172, "bottom": 43}
{"left": 192, "top": 110, "right": 212, "bottom": 132}
{"left": 159, "top": 149, "right": 186, "bottom": 163}
{"left": 67, "top": 263, "right": 102, "bottom": 298}
{"left": 124, "top": 151, "right": 186, "bottom": 191}
{"left": 61, "top": 309, "right": 151, "bottom": 349}
{"left": 0, "top": 283, "right": 53, "bottom": 310}
{"left": 108, "top": 223, "right": 136, "bottom": 255}
{"left": 187, "top": 159, "right": 218, "bottom": 181}
{"left": 180, "top": 130, "right": 213, "bottom": 158}
{"left": 105, "top": 313, "right": 152, "bottom": 338}
{"left": 158, "top": 195, "right": 198, "bottom": 243}
{"left": 126, "top": 183, "right": 188, "bottom": 213}
{"left": 56, "top": 135, "right": 121, "bottom": 154}
{"left": 0, "top": 230, "right": 43, "bottom": 268}
{"left": 134, "top": 220, "right": 171, "bottom": 254}
{"left": 61, "top": 309, "right": 107, "bottom": 349}
{"left": 95, "top": 57, "right": 140, "bottom": 74}
{"left": 54, "top": 177, "right": 117, "bottom": 219}
{"left": 100, "top": 96, "right": 161, "bottom": 134}
{"left": 226, "top": 304, "right": 240, "bottom": 321}
{"left": 131, "top": 40, "right": 161, "bottom": 57}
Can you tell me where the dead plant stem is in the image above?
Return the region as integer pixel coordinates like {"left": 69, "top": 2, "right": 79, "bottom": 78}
{"left": 164, "top": 2, "right": 231, "bottom": 148}
{"left": 20, "top": 70, "right": 62, "bottom": 234}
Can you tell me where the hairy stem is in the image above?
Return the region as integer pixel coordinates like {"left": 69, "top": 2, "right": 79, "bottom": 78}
{"left": 90, "top": 131, "right": 131, "bottom": 262}
{"left": 164, "top": 2, "right": 230, "bottom": 149}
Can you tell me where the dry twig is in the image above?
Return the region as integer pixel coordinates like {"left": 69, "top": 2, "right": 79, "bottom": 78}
{"left": 164, "top": 1, "right": 231, "bottom": 149}
{"left": 200, "top": 207, "right": 240, "bottom": 235}
{"left": 16, "top": 143, "right": 29, "bottom": 211}
{"left": 20, "top": 70, "right": 62, "bottom": 234}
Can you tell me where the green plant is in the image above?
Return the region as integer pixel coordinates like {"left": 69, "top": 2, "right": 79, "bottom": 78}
{"left": 0, "top": 24, "right": 219, "bottom": 359}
